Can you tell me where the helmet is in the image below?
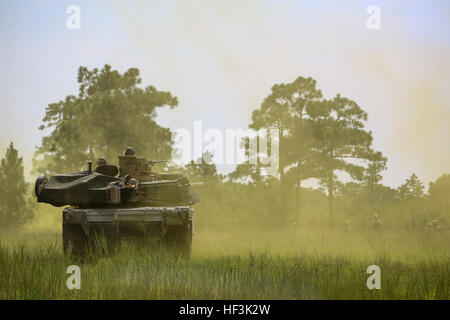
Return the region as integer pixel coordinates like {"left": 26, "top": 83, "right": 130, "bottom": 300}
{"left": 128, "top": 178, "right": 138, "bottom": 186}
{"left": 124, "top": 147, "right": 135, "bottom": 156}
{"left": 96, "top": 157, "right": 107, "bottom": 167}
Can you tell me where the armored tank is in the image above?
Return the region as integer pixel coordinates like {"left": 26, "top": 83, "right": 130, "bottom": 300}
{"left": 35, "top": 147, "right": 201, "bottom": 259}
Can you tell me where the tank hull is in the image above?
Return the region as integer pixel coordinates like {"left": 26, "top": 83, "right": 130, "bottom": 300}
{"left": 62, "top": 206, "right": 193, "bottom": 259}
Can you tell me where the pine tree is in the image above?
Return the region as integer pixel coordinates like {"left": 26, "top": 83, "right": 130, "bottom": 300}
{"left": 184, "top": 151, "right": 218, "bottom": 182}
{"left": 34, "top": 64, "right": 178, "bottom": 175}
{"left": 398, "top": 173, "right": 425, "bottom": 199}
{"left": 0, "top": 142, "right": 34, "bottom": 230}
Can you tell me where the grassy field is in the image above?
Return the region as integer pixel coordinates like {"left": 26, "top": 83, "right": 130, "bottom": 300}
{"left": 0, "top": 227, "right": 448, "bottom": 299}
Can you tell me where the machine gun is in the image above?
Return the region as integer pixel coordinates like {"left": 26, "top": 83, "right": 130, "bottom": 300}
{"left": 118, "top": 155, "right": 168, "bottom": 177}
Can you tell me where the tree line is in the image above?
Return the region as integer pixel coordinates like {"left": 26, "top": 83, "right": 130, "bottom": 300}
{"left": 0, "top": 65, "right": 448, "bottom": 231}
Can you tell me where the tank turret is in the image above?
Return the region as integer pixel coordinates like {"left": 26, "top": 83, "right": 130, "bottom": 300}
{"left": 35, "top": 149, "right": 199, "bottom": 207}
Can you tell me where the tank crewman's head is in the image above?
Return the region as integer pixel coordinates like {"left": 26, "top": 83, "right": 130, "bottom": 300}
{"left": 124, "top": 147, "right": 136, "bottom": 156}
{"left": 96, "top": 157, "right": 107, "bottom": 167}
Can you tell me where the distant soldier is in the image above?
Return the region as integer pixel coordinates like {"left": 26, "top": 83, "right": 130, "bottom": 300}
{"left": 426, "top": 219, "right": 441, "bottom": 233}
{"left": 345, "top": 220, "right": 351, "bottom": 232}
{"left": 370, "top": 214, "right": 382, "bottom": 230}
{"left": 433, "top": 219, "right": 441, "bottom": 231}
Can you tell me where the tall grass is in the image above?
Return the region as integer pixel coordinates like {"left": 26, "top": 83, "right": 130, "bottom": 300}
{"left": 0, "top": 228, "right": 448, "bottom": 299}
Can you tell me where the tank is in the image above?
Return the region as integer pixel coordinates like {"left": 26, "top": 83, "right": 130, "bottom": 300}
{"left": 34, "top": 147, "right": 201, "bottom": 259}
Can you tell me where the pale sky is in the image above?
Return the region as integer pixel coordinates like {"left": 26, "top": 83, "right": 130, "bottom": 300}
{"left": 0, "top": 0, "right": 449, "bottom": 188}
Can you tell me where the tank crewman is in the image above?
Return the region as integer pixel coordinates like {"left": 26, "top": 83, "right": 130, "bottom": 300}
{"left": 432, "top": 219, "right": 441, "bottom": 231}
{"left": 426, "top": 219, "right": 441, "bottom": 233}
{"left": 370, "top": 214, "right": 382, "bottom": 230}
{"left": 96, "top": 157, "right": 107, "bottom": 168}
{"left": 345, "top": 220, "right": 351, "bottom": 232}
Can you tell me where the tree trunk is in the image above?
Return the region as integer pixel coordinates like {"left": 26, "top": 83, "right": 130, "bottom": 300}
{"left": 295, "top": 180, "right": 302, "bottom": 224}
{"left": 328, "top": 170, "right": 334, "bottom": 225}
{"left": 278, "top": 126, "right": 287, "bottom": 224}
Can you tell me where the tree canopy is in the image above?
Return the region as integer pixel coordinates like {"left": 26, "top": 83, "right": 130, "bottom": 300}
{"left": 398, "top": 173, "right": 425, "bottom": 199}
{"left": 34, "top": 64, "right": 178, "bottom": 175}
{"left": 244, "top": 76, "right": 385, "bottom": 220}
{"left": 429, "top": 174, "right": 450, "bottom": 206}
{"left": 23, "top": 66, "right": 447, "bottom": 230}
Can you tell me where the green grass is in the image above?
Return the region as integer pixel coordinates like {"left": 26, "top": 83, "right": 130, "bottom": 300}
{"left": 0, "top": 229, "right": 448, "bottom": 299}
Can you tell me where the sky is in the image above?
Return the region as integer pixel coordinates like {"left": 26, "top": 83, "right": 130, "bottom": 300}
{"left": 0, "top": 0, "right": 449, "bottom": 188}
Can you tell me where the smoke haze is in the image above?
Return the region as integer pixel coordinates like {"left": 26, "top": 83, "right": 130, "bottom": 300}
{"left": 0, "top": 0, "right": 448, "bottom": 188}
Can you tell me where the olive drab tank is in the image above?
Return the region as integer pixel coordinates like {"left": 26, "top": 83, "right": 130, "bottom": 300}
{"left": 34, "top": 147, "right": 201, "bottom": 260}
